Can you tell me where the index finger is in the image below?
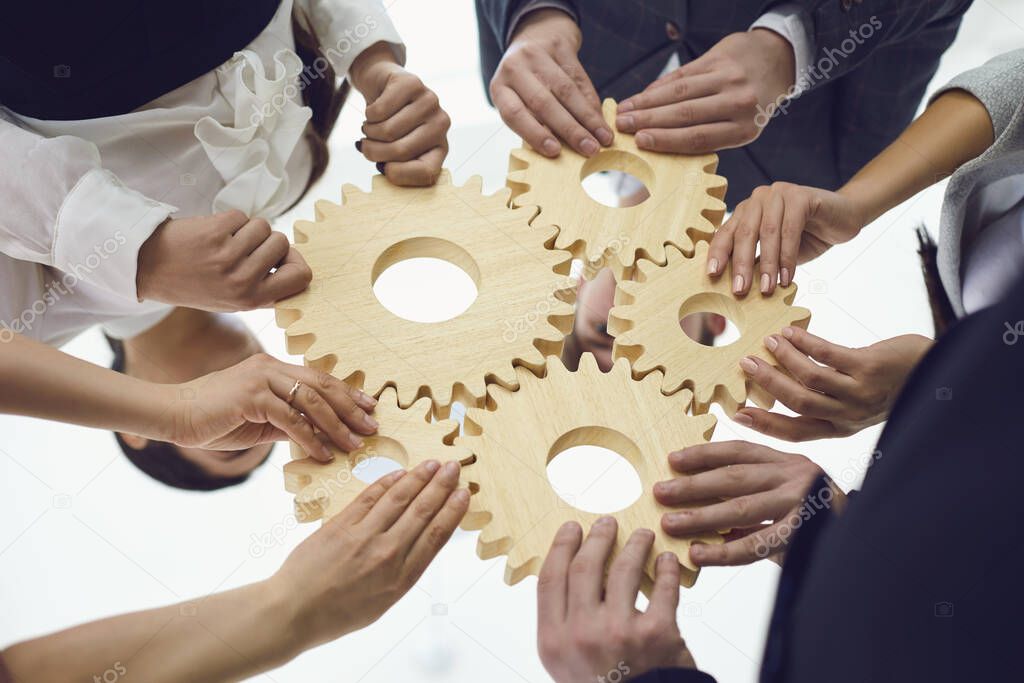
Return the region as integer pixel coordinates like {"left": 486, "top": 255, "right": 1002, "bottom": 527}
{"left": 537, "top": 521, "right": 583, "bottom": 628}
{"left": 255, "top": 247, "right": 312, "bottom": 305}
{"left": 493, "top": 85, "right": 560, "bottom": 157}
{"left": 619, "top": 72, "right": 722, "bottom": 113}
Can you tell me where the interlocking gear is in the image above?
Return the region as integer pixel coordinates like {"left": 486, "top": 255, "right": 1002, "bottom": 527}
{"left": 276, "top": 171, "right": 576, "bottom": 416}
{"left": 284, "top": 387, "right": 471, "bottom": 523}
{"left": 609, "top": 242, "right": 812, "bottom": 414}
{"left": 458, "top": 354, "right": 722, "bottom": 589}
{"left": 506, "top": 99, "right": 727, "bottom": 277}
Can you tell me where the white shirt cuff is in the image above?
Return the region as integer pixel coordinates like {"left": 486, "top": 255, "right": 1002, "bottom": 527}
{"left": 315, "top": 3, "right": 407, "bottom": 77}
{"left": 751, "top": 4, "right": 813, "bottom": 98}
{"left": 52, "top": 168, "right": 177, "bottom": 301}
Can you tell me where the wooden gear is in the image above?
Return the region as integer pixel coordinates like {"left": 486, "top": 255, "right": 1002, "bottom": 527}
{"left": 506, "top": 99, "right": 728, "bottom": 278}
{"left": 283, "top": 387, "right": 472, "bottom": 523}
{"left": 608, "top": 242, "right": 812, "bottom": 414}
{"left": 458, "top": 354, "right": 722, "bottom": 589}
{"left": 275, "top": 171, "right": 576, "bottom": 417}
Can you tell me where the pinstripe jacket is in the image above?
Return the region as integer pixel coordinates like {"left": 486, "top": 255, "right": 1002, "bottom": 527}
{"left": 477, "top": 0, "right": 973, "bottom": 204}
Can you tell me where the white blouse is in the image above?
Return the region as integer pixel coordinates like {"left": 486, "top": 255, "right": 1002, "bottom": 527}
{"left": 0, "top": 0, "right": 403, "bottom": 346}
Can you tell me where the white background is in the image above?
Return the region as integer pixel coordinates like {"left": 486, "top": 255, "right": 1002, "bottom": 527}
{"left": 2, "top": 2, "right": 1022, "bottom": 682}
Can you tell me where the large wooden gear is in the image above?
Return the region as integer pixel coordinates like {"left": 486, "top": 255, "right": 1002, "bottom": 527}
{"left": 457, "top": 354, "right": 722, "bottom": 589}
{"left": 506, "top": 99, "right": 728, "bottom": 277}
{"left": 283, "top": 387, "right": 473, "bottom": 523}
{"left": 608, "top": 242, "right": 812, "bottom": 414}
{"left": 275, "top": 171, "right": 576, "bottom": 417}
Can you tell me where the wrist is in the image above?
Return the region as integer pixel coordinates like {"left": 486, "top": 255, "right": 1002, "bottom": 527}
{"left": 349, "top": 42, "right": 401, "bottom": 99}
{"left": 835, "top": 181, "right": 880, "bottom": 227}
{"left": 750, "top": 27, "right": 796, "bottom": 98}
{"left": 135, "top": 219, "right": 169, "bottom": 301}
{"left": 255, "top": 577, "right": 306, "bottom": 666}
{"left": 511, "top": 8, "right": 580, "bottom": 49}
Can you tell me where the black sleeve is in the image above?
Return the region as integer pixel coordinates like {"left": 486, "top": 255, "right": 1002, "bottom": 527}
{"left": 632, "top": 668, "right": 717, "bottom": 683}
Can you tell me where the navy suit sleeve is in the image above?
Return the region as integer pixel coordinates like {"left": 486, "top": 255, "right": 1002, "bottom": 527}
{"left": 781, "top": 0, "right": 971, "bottom": 92}
{"left": 633, "top": 668, "right": 717, "bottom": 683}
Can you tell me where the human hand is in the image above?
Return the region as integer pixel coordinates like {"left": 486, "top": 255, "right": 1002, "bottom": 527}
{"left": 350, "top": 44, "right": 449, "bottom": 186}
{"left": 136, "top": 211, "right": 312, "bottom": 311}
{"left": 536, "top": 519, "right": 696, "bottom": 682}
{"left": 656, "top": 441, "right": 832, "bottom": 566}
{"left": 617, "top": 29, "right": 795, "bottom": 154}
{"left": 736, "top": 328, "right": 933, "bottom": 440}
{"left": 490, "top": 8, "right": 612, "bottom": 157}
{"left": 708, "top": 182, "right": 865, "bottom": 294}
{"left": 271, "top": 459, "right": 469, "bottom": 645}
{"left": 168, "top": 353, "right": 379, "bottom": 462}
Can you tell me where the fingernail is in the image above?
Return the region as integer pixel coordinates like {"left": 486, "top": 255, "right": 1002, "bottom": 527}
{"left": 350, "top": 435, "right": 365, "bottom": 449}
{"left": 781, "top": 267, "right": 791, "bottom": 286}
{"left": 354, "top": 140, "right": 363, "bottom": 152}
{"left": 596, "top": 127, "right": 614, "bottom": 145}
{"left": 760, "top": 273, "right": 771, "bottom": 294}
{"left": 559, "top": 521, "right": 582, "bottom": 536}
{"left": 659, "top": 552, "right": 677, "bottom": 565}
{"left": 422, "top": 460, "right": 441, "bottom": 474}
{"left": 653, "top": 481, "right": 668, "bottom": 495}
{"left": 689, "top": 544, "right": 707, "bottom": 559}
{"left": 618, "top": 100, "right": 635, "bottom": 113}
{"left": 580, "top": 138, "right": 599, "bottom": 156}
{"left": 375, "top": 161, "right": 386, "bottom": 174}
{"left": 358, "top": 390, "right": 377, "bottom": 407}
{"left": 707, "top": 257, "right": 719, "bottom": 275}
{"left": 595, "top": 515, "right": 615, "bottom": 527}
{"left": 781, "top": 326, "right": 794, "bottom": 339}
{"left": 451, "top": 488, "right": 470, "bottom": 504}
{"left": 635, "top": 132, "right": 653, "bottom": 148}
{"left": 363, "top": 413, "right": 378, "bottom": 430}
{"left": 616, "top": 115, "right": 634, "bottom": 131}
{"left": 733, "top": 275, "right": 745, "bottom": 294}
{"left": 321, "top": 445, "right": 335, "bottom": 461}
{"left": 542, "top": 138, "right": 560, "bottom": 156}
{"left": 733, "top": 411, "right": 754, "bottom": 427}
{"left": 390, "top": 469, "right": 407, "bottom": 481}
{"left": 739, "top": 356, "right": 758, "bottom": 374}
{"left": 764, "top": 335, "right": 778, "bottom": 352}
{"left": 441, "top": 460, "right": 460, "bottom": 483}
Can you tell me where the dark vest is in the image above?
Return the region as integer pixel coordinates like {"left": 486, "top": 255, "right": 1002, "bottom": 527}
{"left": 1, "top": 0, "right": 281, "bottom": 120}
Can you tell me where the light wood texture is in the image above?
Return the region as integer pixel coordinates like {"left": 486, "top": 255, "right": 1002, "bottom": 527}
{"left": 608, "top": 242, "right": 811, "bottom": 414}
{"left": 275, "top": 171, "right": 576, "bottom": 417}
{"left": 507, "top": 99, "right": 728, "bottom": 278}
{"left": 284, "top": 387, "right": 472, "bottom": 523}
{"left": 458, "top": 354, "right": 722, "bottom": 589}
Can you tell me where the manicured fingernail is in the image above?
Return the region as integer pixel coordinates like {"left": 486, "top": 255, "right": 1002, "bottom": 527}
{"left": 760, "top": 273, "right": 771, "bottom": 293}
{"left": 618, "top": 100, "right": 635, "bottom": 113}
{"left": 422, "top": 460, "right": 441, "bottom": 474}
{"left": 781, "top": 267, "right": 791, "bottom": 286}
{"left": 596, "top": 127, "right": 614, "bottom": 145}
{"left": 441, "top": 460, "right": 460, "bottom": 483}
{"left": 451, "top": 488, "right": 470, "bottom": 504}
{"left": 542, "top": 138, "right": 560, "bottom": 156}
{"left": 733, "top": 411, "right": 754, "bottom": 427}
{"left": 781, "top": 326, "right": 794, "bottom": 338}
{"left": 616, "top": 115, "right": 634, "bottom": 131}
{"left": 733, "top": 275, "right": 745, "bottom": 294}
{"left": 354, "top": 140, "right": 363, "bottom": 152}
{"left": 739, "top": 356, "right": 758, "bottom": 374}
{"left": 595, "top": 515, "right": 615, "bottom": 527}
{"left": 580, "top": 138, "right": 599, "bottom": 156}
{"left": 764, "top": 335, "right": 778, "bottom": 352}
{"left": 375, "top": 161, "right": 386, "bottom": 174}
{"left": 635, "top": 132, "right": 653, "bottom": 148}
{"left": 362, "top": 413, "right": 378, "bottom": 430}
{"left": 707, "top": 257, "right": 720, "bottom": 275}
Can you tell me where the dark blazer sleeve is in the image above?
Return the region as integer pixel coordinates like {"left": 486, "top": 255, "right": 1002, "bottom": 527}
{"left": 633, "top": 667, "right": 718, "bottom": 683}
{"left": 782, "top": 0, "right": 972, "bottom": 93}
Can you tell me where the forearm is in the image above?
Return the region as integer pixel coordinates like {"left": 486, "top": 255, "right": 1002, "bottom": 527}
{"left": 1, "top": 580, "right": 300, "bottom": 683}
{"left": 838, "top": 88, "right": 994, "bottom": 224}
{"left": 0, "top": 333, "right": 174, "bottom": 439}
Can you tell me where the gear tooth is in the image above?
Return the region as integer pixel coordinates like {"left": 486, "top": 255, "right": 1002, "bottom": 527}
{"left": 406, "top": 394, "right": 435, "bottom": 423}
{"left": 696, "top": 412, "right": 717, "bottom": 440}
{"left": 512, "top": 189, "right": 538, "bottom": 210}
{"left": 576, "top": 351, "right": 602, "bottom": 376}
{"left": 293, "top": 219, "right": 317, "bottom": 242}
{"left": 504, "top": 544, "right": 542, "bottom": 585}
{"left": 340, "top": 183, "right": 365, "bottom": 203}
{"left": 434, "top": 169, "right": 454, "bottom": 186}
{"left": 509, "top": 147, "right": 532, "bottom": 167}
{"left": 476, "top": 523, "right": 512, "bottom": 560}
{"left": 460, "top": 174, "right": 484, "bottom": 194}
{"left": 543, "top": 353, "right": 571, "bottom": 380}
{"left": 507, "top": 169, "right": 530, "bottom": 186}
{"left": 460, "top": 494, "right": 491, "bottom": 530}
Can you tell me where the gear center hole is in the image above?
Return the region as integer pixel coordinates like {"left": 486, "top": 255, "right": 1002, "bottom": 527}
{"left": 679, "top": 292, "right": 745, "bottom": 347}
{"left": 372, "top": 237, "right": 481, "bottom": 323}
{"left": 579, "top": 150, "right": 655, "bottom": 208}
{"left": 546, "top": 426, "right": 643, "bottom": 513}
{"left": 351, "top": 436, "right": 407, "bottom": 484}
